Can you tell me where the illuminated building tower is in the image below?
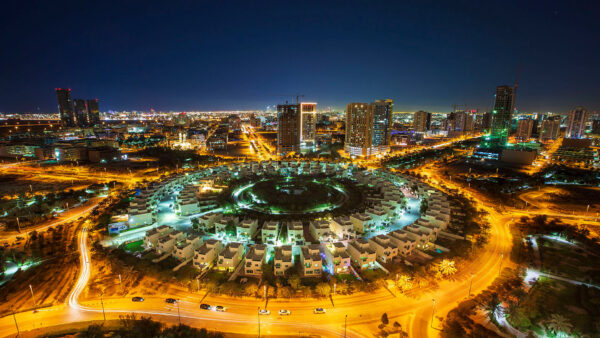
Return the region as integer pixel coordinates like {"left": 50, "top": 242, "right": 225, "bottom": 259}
{"left": 452, "top": 111, "right": 467, "bottom": 131}
{"left": 300, "top": 102, "right": 317, "bottom": 145}
{"left": 277, "top": 103, "right": 301, "bottom": 155}
{"left": 56, "top": 88, "right": 75, "bottom": 127}
{"left": 482, "top": 112, "right": 492, "bottom": 131}
{"left": 73, "top": 99, "right": 88, "bottom": 127}
{"left": 86, "top": 99, "right": 100, "bottom": 126}
{"left": 344, "top": 99, "right": 393, "bottom": 157}
{"left": 516, "top": 118, "right": 535, "bottom": 140}
{"left": 565, "top": 106, "right": 589, "bottom": 139}
{"left": 464, "top": 113, "right": 474, "bottom": 132}
{"left": 539, "top": 116, "right": 561, "bottom": 141}
{"left": 489, "top": 85, "right": 515, "bottom": 146}
{"left": 413, "top": 110, "right": 431, "bottom": 132}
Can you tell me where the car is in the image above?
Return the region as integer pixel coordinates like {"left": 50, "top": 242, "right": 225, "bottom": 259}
{"left": 278, "top": 309, "right": 291, "bottom": 316}
{"left": 258, "top": 309, "right": 270, "bottom": 315}
{"left": 200, "top": 303, "right": 211, "bottom": 310}
{"left": 214, "top": 305, "right": 226, "bottom": 312}
{"left": 131, "top": 297, "right": 144, "bottom": 302}
{"left": 165, "top": 298, "right": 177, "bottom": 304}
{"left": 313, "top": 308, "right": 326, "bottom": 314}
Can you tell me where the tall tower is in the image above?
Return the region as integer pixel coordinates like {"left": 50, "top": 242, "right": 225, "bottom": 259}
{"left": 489, "top": 85, "right": 515, "bottom": 146}
{"left": 73, "top": 99, "right": 88, "bottom": 127}
{"left": 86, "top": 99, "right": 100, "bottom": 126}
{"left": 565, "top": 106, "right": 589, "bottom": 139}
{"left": 344, "top": 99, "right": 393, "bottom": 157}
{"left": 56, "top": 88, "right": 75, "bottom": 127}
{"left": 300, "top": 102, "right": 317, "bottom": 145}
{"left": 277, "top": 103, "right": 301, "bottom": 155}
{"left": 370, "top": 99, "right": 393, "bottom": 153}
{"left": 414, "top": 110, "right": 431, "bottom": 132}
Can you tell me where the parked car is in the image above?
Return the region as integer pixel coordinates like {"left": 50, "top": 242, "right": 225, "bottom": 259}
{"left": 313, "top": 308, "right": 326, "bottom": 314}
{"left": 200, "top": 303, "right": 211, "bottom": 310}
{"left": 258, "top": 309, "right": 270, "bottom": 315}
{"left": 278, "top": 309, "right": 291, "bottom": 316}
{"left": 214, "top": 305, "right": 226, "bottom": 312}
{"left": 131, "top": 297, "right": 144, "bottom": 302}
{"left": 165, "top": 298, "right": 177, "bottom": 304}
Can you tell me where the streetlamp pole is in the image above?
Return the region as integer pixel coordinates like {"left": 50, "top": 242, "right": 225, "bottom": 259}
{"left": 100, "top": 291, "right": 106, "bottom": 321}
{"left": 177, "top": 299, "right": 181, "bottom": 324}
{"left": 468, "top": 273, "right": 474, "bottom": 297}
{"left": 430, "top": 299, "right": 436, "bottom": 329}
{"left": 344, "top": 314, "right": 348, "bottom": 337}
{"left": 29, "top": 284, "right": 37, "bottom": 311}
{"left": 11, "top": 307, "right": 19, "bottom": 335}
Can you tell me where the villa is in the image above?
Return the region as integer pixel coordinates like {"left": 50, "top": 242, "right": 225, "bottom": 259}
{"left": 274, "top": 245, "right": 293, "bottom": 276}
{"left": 244, "top": 244, "right": 267, "bottom": 276}
{"left": 217, "top": 242, "right": 245, "bottom": 271}
{"left": 300, "top": 244, "right": 322, "bottom": 276}
{"left": 193, "top": 239, "right": 224, "bottom": 270}
{"left": 347, "top": 238, "right": 376, "bottom": 270}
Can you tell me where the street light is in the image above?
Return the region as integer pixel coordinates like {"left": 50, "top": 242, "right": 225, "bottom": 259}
{"left": 100, "top": 291, "right": 106, "bottom": 321}
{"left": 430, "top": 298, "right": 436, "bottom": 329}
{"left": 11, "top": 306, "right": 19, "bottom": 335}
{"left": 177, "top": 299, "right": 181, "bottom": 324}
{"left": 344, "top": 314, "right": 348, "bottom": 337}
{"left": 468, "top": 273, "right": 475, "bottom": 297}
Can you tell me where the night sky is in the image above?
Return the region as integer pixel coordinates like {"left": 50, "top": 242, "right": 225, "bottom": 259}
{"left": 1, "top": 1, "right": 599, "bottom": 113}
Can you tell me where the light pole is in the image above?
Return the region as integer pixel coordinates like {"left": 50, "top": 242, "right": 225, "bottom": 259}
{"left": 468, "top": 273, "right": 474, "bottom": 297}
{"left": 430, "top": 299, "right": 436, "bottom": 329}
{"left": 344, "top": 314, "right": 348, "bottom": 337}
{"left": 100, "top": 291, "right": 106, "bottom": 321}
{"left": 29, "top": 284, "right": 37, "bottom": 311}
{"left": 177, "top": 299, "right": 181, "bottom": 324}
{"left": 16, "top": 217, "right": 21, "bottom": 233}
{"left": 11, "top": 306, "right": 19, "bottom": 335}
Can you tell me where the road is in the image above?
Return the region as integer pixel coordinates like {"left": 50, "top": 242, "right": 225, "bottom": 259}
{"left": 0, "top": 197, "right": 106, "bottom": 245}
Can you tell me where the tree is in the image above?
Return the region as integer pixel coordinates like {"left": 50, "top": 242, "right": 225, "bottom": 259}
{"left": 288, "top": 275, "right": 301, "bottom": 290}
{"left": 315, "top": 282, "right": 331, "bottom": 297}
{"left": 436, "top": 259, "right": 457, "bottom": 277}
{"left": 545, "top": 314, "right": 573, "bottom": 336}
{"left": 381, "top": 312, "right": 389, "bottom": 325}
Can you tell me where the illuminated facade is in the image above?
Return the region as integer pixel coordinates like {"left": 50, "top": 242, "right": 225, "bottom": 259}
{"left": 345, "top": 99, "right": 393, "bottom": 157}
{"left": 300, "top": 102, "right": 317, "bottom": 145}
{"left": 516, "top": 118, "right": 535, "bottom": 140}
{"left": 56, "top": 88, "right": 76, "bottom": 127}
{"left": 565, "top": 106, "right": 589, "bottom": 139}
{"left": 414, "top": 110, "right": 431, "bottom": 132}
{"left": 277, "top": 103, "right": 301, "bottom": 155}
{"left": 488, "top": 85, "right": 515, "bottom": 146}
{"left": 73, "top": 99, "right": 88, "bottom": 128}
{"left": 86, "top": 99, "right": 101, "bottom": 126}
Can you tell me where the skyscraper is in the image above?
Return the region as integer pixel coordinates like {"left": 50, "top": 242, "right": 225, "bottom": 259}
{"left": 73, "top": 99, "right": 88, "bottom": 127}
{"left": 86, "top": 99, "right": 100, "bottom": 126}
{"left": 539, "top": 116, "right": 561, "bottom": 141}
{"left": 516, "top": 118, "right": 535, "bottom": 140}
{"left": 489, "top": 85, "right": 515, "bottom": 146}
{"left": 277, "top": 103, "right": 301, "bottom": 155}
{"left": 370, "top": 99, "right": 393, "bottom": 152}
{"left": 452, "top": 111, "right": 467, "bottom": 132}
{"left": 56, "top": 88, "right": 75, "bottom": 127}
{"left": 413, "top": 110, "right": 431, "bottom": 132}
{"left": 300, "top": 102, "right": 317, "bottom": 145}
{"left": 344, "top": 99, "right": 393, "bottom": 157}
{"left": 565, "top": 106, "right": 589, "bottom": 139}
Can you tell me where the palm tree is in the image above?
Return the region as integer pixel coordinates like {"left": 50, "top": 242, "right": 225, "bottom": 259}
{"left": 437, "top": 259, "right": 457, "bottom": 277}
{"left": 545, "top": 314, "right": 573, "bottom": 336}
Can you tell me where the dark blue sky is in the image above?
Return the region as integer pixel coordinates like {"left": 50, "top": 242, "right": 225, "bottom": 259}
{"left": 1, "top": 1, "right": 599, "bottom": 113}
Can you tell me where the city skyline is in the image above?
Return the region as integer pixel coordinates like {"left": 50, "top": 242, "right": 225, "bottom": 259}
{"left": 1, "top": 1, "right": 600, "bottom": 113}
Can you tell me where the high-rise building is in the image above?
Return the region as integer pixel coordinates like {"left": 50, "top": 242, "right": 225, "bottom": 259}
{"left": 86, "top": 99, "right": 100, "bottom": 126}
{"left": 452, "top": 111, "right": 467, "bottom": 132}
{"left": 413, "top": 110, "right": 431, "bottom": 132}
{"left": 516, "top": 118, "right": 535, "bottom": 140}
{"left": 300, "top": 102, "right": 317, "bottom": 144}
{"left": 370, "top": 99, "right": 393, "bottom": 151}
{"left": 489, "top": 85, "right": 515, "bottom": 146}
{"left": 565, "top": 106, "right": 589, "bottom": 139}
{"left": 277, "top": 103, "right": 301, "bottom": 155}
{"left": 56, "top": 88, "right": 75, "bottom": 127}
{"left": 464, "top": 114, "right": 474, "bottom": 132}
{"left": 539, "top": 116, "right": 561, "bottom": 141}
{"left": 344, "top": 99, "right": 393, "bottom": 157}
{"left": 73, "top": 99, "right": 88, "bottom": 127}
{"left": 482, "top": 112, "right": 492, "bottom": 131}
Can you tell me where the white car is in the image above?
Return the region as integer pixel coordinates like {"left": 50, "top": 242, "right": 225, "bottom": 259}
{"left": 313, "top": 308, "right": 326, "bottom": 314}
{"left": 214, "top": 305, "right": 226, "bottom": 312}
{"left": 258, "top": 309, "right": 270, "bottom": 315}
{"left": 278, "top": 309, "right": 291, "bottom": 315}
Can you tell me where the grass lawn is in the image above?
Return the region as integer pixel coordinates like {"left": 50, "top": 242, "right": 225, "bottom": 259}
{"left": 124, "top": 240, "right": 144, "bottom": 253}
{"left": 539, "top": 238, "right": 600, "bottom": 284}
